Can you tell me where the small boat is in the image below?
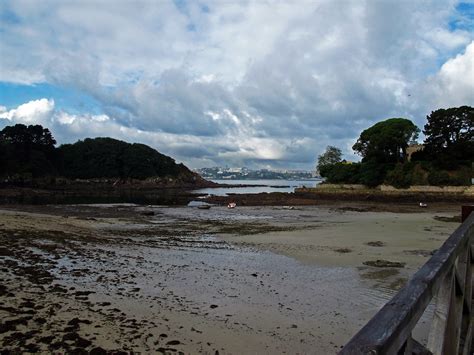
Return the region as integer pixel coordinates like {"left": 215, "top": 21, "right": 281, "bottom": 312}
{"left": 227, "top": 202, "right": 236, "bottom": 209}
{"left": 419, "top": 202, "right": 428, "bottom": 208}
{"left": 198, "top": 205, "right": 211, "bottom": 210}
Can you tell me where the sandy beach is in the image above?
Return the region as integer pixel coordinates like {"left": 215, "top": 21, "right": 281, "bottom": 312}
{"left": 0, "top": 203, "right": 461, "bottom": 353}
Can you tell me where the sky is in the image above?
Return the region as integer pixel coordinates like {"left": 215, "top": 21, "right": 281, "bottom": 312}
{"left": 0, "top": 0, "right": 473, "bottom": 170}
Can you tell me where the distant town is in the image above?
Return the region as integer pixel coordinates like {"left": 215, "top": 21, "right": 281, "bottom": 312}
{"left": 195, "top": 167, "right": 319, "bottom": 180}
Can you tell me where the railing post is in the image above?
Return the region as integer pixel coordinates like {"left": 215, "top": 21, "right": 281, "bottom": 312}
{"left": 462, "top": 205, "right": 474, "bottom": 222}
{"left": 427, "top": 269, "right": 454, "bottom": 354}
{"left": 460, "top": 239, "right": 473, "bottom": 355}
{"left": 340, "top": 211, "right": 474, "bottom": 355}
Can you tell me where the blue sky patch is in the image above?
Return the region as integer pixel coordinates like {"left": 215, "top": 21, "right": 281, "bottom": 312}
{"left": 449, "top": 2, "right": 474, "bottom": 31}
{"left": 0, "top": 7, "right": 21, "bottom": 25}
{"left": 0, "top": 82, "right": 103, "bottom": 115}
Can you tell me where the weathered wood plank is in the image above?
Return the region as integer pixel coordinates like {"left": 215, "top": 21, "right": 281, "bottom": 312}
{"left": 459, "top": 253, "right": 473, "bottom": 355}
{"left": 461, "top": 250, "right": 472, "bottom": 315}
{"left": 427, "top": 270, "right": 453, "bottom": 354}
{"left": 400, "top": 335, "right": 413, "bottom": 355}
{"left": 340, "top": 213, "right": 474, "bottom": 355}
{"left": 411, "top": 338, "right": 433, "bottom": 355}
{"left": 461, "top": 319, "right": 472, "bottom": 355}
{"left": 441, "top": 280, "right": 462, "bottom": 354}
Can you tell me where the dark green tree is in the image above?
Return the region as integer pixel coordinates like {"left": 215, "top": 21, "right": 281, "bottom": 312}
{"left": 353, "top": 118, "right": 420, "bottom": 163}
{"left": 317, "top": 146, "right": 342, "bottom": 176}
{"left": 0, "top": 124, "right": 57, "bottom": 177}
{"left": 0, "top": 124, "right": 198, "bottom": 184}
{"left": 422, "top": 106, "right": 474, "bottom": 166}
{"left": 58, "top": 137, "right": 193, "bottom": 180}
{"left": 0, "top": 124, "right": 56, "bottom": 149}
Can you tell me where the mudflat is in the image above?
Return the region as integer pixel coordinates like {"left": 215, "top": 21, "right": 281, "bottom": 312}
{"left": 0, "top": 203, "right": 460, "bottom": 353}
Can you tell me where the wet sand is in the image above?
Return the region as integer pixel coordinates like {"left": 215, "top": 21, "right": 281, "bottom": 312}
{"left": 0, "top": 203, "right": 460, "bottom": 353}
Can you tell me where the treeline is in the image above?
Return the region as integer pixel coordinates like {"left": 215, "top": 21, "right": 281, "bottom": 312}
{"left": 317, "top": 106, "right": 473, "bottom": 187}
{"left": 0, "top": 124, "right": 194, "bottom": 181}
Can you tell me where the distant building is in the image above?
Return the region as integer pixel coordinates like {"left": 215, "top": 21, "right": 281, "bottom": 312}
{"left": 406, "top": 144, "right": 424, "bottom": 161}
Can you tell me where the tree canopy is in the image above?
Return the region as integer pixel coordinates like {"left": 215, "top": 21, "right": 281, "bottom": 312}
{"left": 0, "top": 124, "right": 195, "bottom": 182}
{"left": 0, "top": 124, "right": 56, "bottom": 147}
{"left": 317, "top": 146, "right": 342, "bottom": 173}
{"left": 0, "top": 124, "right": 57, "bottom": 177}
{"left": 58, "top": 137, "right": 191, "bottom": 179}
{"left": 352, "top": 118, "right": 419, "bottom": 163}
{"left": 319, "top": 110, "right": 471, "bottom": 187}
{"left": 422, "top": 106, "right": 474, "bottom": 166}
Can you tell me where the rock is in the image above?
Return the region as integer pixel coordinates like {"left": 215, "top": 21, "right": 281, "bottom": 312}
{"left": 363, "top": 260, "right": 405, "bottom": 268}
{"left": 19, "top": 300, "right": 36, "bottom": 308}
{"left": 90, "top": 347, "right": 107, "bottom": 355}
{"left": 334, "top": 248, "right": 352, "bottom": 253}
{"left": 39, "top": 335, "right": 55, "bottom": 344}
{"left": 62, "top": 332, "right": 79, "bottom": 341}
{"left": 75, "top": 336, "right": 92, "bottom": 348}
{"left": 141, "top": 211, "right": 155, "bottom": 216}
{"left": 74, "top": 290, "right": 94, "bottom": 297}
{"left": 366, "top": 241, "right": 385, "bottom": 247}
{"left": 50, "top": 285, "right": 68, "bottom": 293}
{"left": 34, "top": 317, "right": 47, "bottom": 324}
{"left": 66, "top": 317, "right": 92, "bottom": 330}
{"left": 0, "top": 317, "right": 29, "bottom": 333}
{"left": 433, "top": 215, "right": 461, "bottom": 223}
{"left": 24, "top": 343, "right": 40, "bottom": 353}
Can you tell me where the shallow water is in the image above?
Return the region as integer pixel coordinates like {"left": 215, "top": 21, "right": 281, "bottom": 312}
{"left": 193, "top": 178, "right": 321, "bottom": 196}
{"left": 53, "top": 238, "right": 393, "bottom": 353}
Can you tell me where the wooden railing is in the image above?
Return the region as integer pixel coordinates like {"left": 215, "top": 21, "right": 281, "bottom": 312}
{"left": 340, "top": 211, "right": 474, "bottom": 355}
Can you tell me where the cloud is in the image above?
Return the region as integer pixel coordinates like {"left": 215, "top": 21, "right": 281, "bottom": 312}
{"left": 0, "top": 98, "right": 55, "bottom": 125}
{"left": 0, "top": 98, "right": 323, "bottom": 169}
{"left": 0, "top": 0, "right": 473, "bottom": 169}
{"left": 426, "top": 41, "right": 474, "bottom": 108}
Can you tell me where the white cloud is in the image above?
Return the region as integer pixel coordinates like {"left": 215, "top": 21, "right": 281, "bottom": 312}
{"left": 0, "top": 98, "right": 55, "bottom": 124}
{"left": 0, "top": 0, "right": 473, "bottom": 168}
{"left": 421, "top": 41, "right": 474, "bottom": 111}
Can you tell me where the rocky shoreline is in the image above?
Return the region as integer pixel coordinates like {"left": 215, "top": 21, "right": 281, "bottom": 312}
{"left": 203, "top": 191, "right": 474, "bottom": 210}
{"left": 0, "top": 176, "right": 217, "bottom": 205}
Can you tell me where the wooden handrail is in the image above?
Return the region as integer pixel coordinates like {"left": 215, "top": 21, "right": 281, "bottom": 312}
{"left": 340, "top": 212, "right": 474, "bottom": 355}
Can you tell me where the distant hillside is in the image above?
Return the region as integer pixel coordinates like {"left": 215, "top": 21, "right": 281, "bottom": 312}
{"left": 59, "top": 137, "right": 193, "bottom": 180}
{"left": 0, "top": 124, "right": 204, "bottom": 186}
{"left": 196, "top": 167, "right": 317, "bottom": 180}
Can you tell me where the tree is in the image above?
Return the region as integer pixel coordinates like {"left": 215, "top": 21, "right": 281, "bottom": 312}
{"left": 353, "top": 118, "right": 419, "bottom": 163}
{"left": 58, "top": 137, "right": 193, "bottom": 179}
{"left": 423, "top": 106, "right": 474, "bottom": 164}
{"left": 0, "top": 124, "right": 197, "bottom": 183}
{"left": 0, "top": 124, "right": 57, "bottom": 177}
{"left": 0, "top": 124, "right": 56, "bottom": 148}
{"left": 317, "top": 146, "right": 342, "bottom": 175}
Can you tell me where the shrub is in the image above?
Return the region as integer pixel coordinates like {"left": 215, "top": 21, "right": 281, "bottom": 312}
{"left": 358, "top": 161, "right": 389, "bottom": 187}
{"left": 410, "top": 164, "right": 428, "bottom": 185}
{"left": 427, "top": 170, "right": 451, "bottom": 186}
{"left": 323, "top": 163, "right": 361, "bottom": 184}
{"left": 385, "top": 163, "right": 412, "bottom": 188}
